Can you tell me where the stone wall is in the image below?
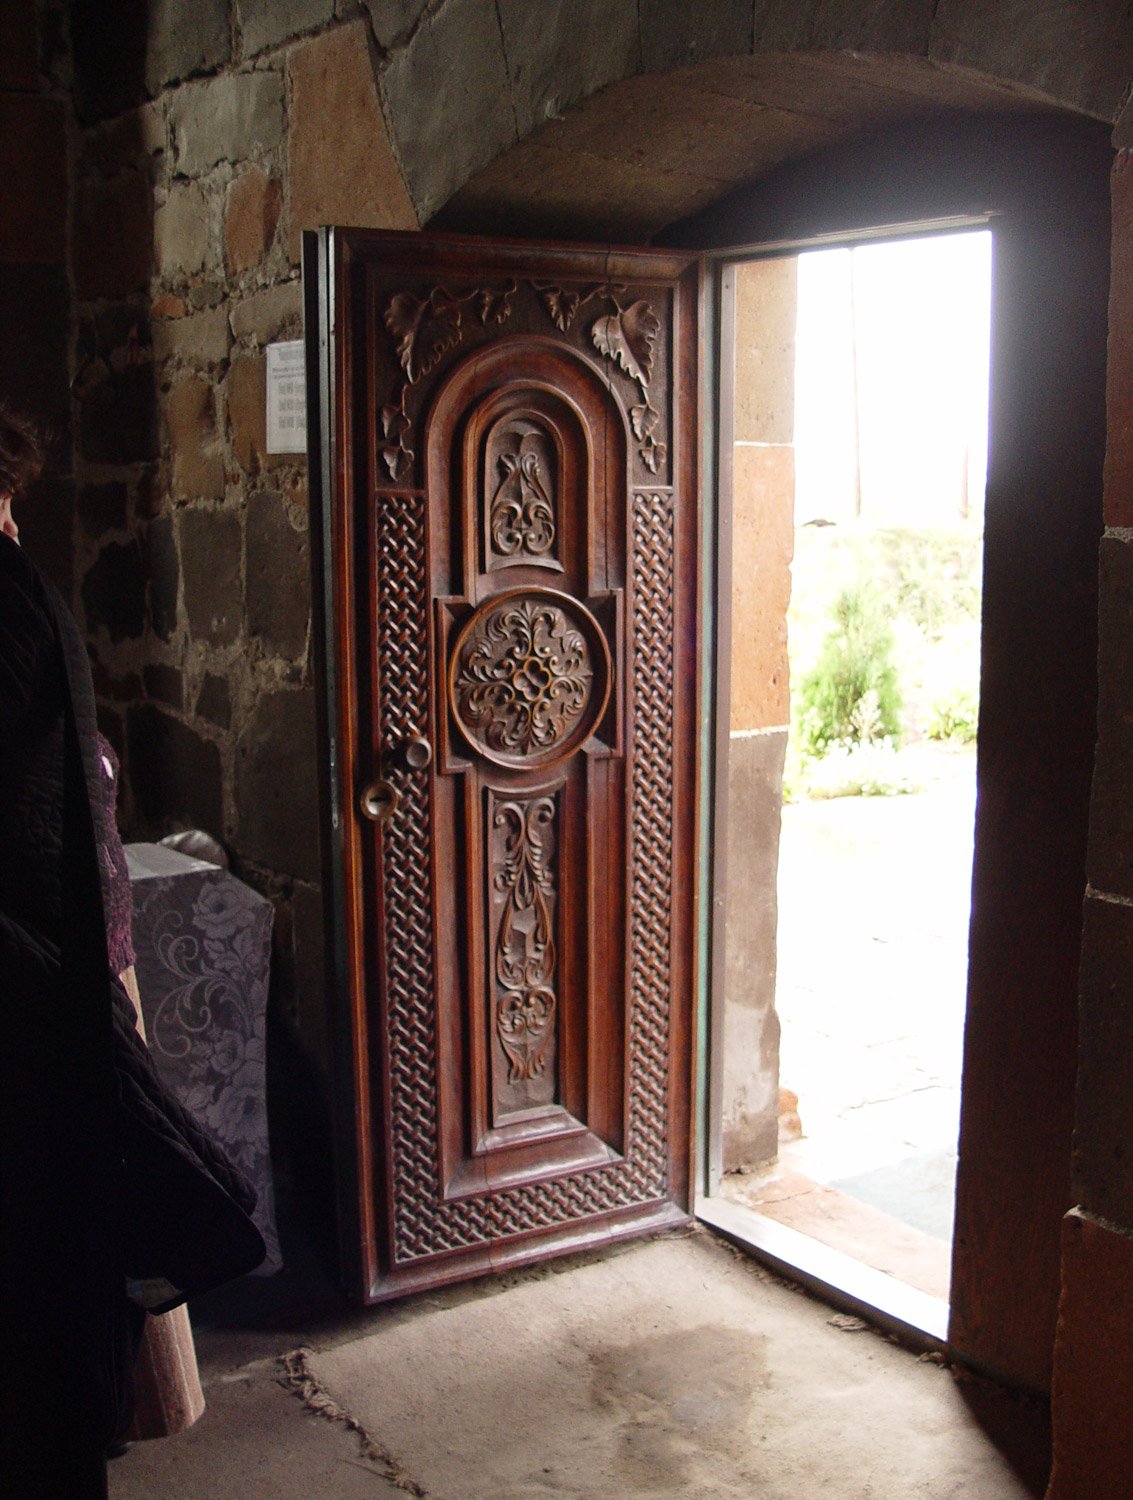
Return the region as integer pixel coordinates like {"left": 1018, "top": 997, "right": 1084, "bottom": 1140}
{"left": 65, "top": 6, "right": 417, "bottom": 1071}
{"left": 1047, "top": 103, "right": 1133, "bottom": 1500}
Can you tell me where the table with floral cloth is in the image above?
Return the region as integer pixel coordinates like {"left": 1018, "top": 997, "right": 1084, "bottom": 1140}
{"left": 126, "top": 842, "right": 281, "bottom": 1273}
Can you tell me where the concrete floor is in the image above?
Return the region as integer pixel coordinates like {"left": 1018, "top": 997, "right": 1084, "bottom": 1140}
{"left": 109, "top": 1227, "right": 1050, "bottom": 1499}
{"left": 737, "top": 747, "right": 976, "bottom": 1296}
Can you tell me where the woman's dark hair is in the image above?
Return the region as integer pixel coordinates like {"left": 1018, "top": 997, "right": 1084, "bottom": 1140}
{"left": 0, "top": 402, "right": 46, "bottom": 499}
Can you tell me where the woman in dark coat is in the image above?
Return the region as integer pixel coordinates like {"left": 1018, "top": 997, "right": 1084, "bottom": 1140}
{"left": 0, "top": 406, "right": 264, "bottom": 1497}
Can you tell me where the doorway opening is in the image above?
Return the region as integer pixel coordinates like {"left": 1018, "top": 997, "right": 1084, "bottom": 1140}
{"left": 702, "top": 225, "right": 993, "bottom": 1339}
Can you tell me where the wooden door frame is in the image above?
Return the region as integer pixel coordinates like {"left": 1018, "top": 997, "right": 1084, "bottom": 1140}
{"left": 304, "top": 227, "right": 704, "bottom": 1303}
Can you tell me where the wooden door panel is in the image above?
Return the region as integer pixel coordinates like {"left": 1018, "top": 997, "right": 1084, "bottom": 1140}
{"left": 313, "top": 230, "right": 699, "bottom": 1301}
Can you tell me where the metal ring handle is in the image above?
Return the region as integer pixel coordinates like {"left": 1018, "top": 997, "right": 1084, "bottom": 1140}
{"left": 359, "top": 778, "right": 400, "bottom": 824}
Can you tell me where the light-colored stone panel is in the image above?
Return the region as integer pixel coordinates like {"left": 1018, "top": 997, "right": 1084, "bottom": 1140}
{"left": 730, "top": 443, "right": 794, "bottom": 733}
{"left": 929, "top": 0, "right": 1133, "bottom": 121}
{"left": 733, "top": 256, "right": 797, "bottom": 445}
{"left": 288, "top": 19, "right": 417, "bottom": 260}
{"left": 721, "top": 727, "right": 788, "bottom": 1173}
{"left": 153, "top": 304, "right": 230, "bottom": 368}
{"left": 381, "top": 0, "right": 515, "bottom": 221}
{"left": 171, "top": 69, "right": 285, "bottom": 177}
{"left": 230, "top": 280, "right": 303, "bottom": 345}
{"left": 154, "top": 180, "right": 211, "bottom": 281}
{"left": 497, "top": 0, "right": 639, "bottom": 139}
{"left": 237, "top": 0, "right": 335, "bottom": 57}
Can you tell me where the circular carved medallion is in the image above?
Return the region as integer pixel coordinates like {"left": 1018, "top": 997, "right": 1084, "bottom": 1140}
{"left": 449, "top": 588, "right": 611, "bottom": 768}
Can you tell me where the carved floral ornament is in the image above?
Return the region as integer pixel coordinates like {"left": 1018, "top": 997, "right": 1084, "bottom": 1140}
{"left": 488, "top": 420, "right": 557, "bottom": 563}
{"left": 378, "top": 279, "right": 667, "bottom": 478}
{"left": 493, "top": 795, "right": 557, "bottom": 1085}
{"left": 450, "top": 590, "right": 610, "bottom": 767}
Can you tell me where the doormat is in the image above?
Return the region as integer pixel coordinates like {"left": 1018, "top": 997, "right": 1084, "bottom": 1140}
{"left": 288, "top": 1232, "right": 1034, "bottom": 1500}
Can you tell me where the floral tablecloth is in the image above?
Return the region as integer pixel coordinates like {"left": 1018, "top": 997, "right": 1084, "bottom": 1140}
{"left": 127, "top": 843, "right": 281, "bottom": 1273}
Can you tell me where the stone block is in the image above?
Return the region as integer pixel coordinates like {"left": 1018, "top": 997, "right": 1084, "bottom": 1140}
{"left": 171, "top": 69, "right": 285, "bottom": 178}
{"left": 246, "top": 490, "right": 310, "bottom": 658}
{"left": 224, "top": 167, "right": 283, "bottom": 275}
{"left": 288, "top": 20, "right": 417, "bottom": 261}
{"left": 730, "top": 445, "right": 794, "bottom": 732}
{"left": 1086, "top": 537, "right": 1133, "bottom": 898}
{"left": 90, "top": 659, "right": 144, "bottom": 703}
{"left": 154, "top": 180, "right": 212, "bottom": 282}
{"left": 126, "top": 702, "right": 224, "bottom": 838}
{"left": 143, "top": 662, "right": 184, "bottom": 710}
{"left": 639, "top": 0, "right": 752, "bottom": 72}
{"left": 230, "top": 280, "right": 303, "bottom": 344}
{"left": 733, "top": 256, "right": 797, "bottom": 445}
{"left": 720, "top": 727, "right": 788, "bottom": 1173}
{"left": 72, "top": 170, "right": 152, "bottom": 300}
{"left": 235, "top": 688, "right": 320, "bottom": 880}
{"left": 1073, "top": 895, "right": 1133, "bottom": 1227}
{"left": 497, "top": 0, "right": 638, "bottom": 138}
{"left": 380, "top": 0, "right": 514, "bottom": 221}
{"left": 153, "top": 304, "right": 230, "bottom": 368}
{"left": 929, "top": 0, "right": 1133, "bottom": 122}
{"left": 78, "top": 480, "right": 128, "bottom": 538}
{"left": 165, "top": 375, "right": 225, "bottom": 500}
{"left": 363, "top": 0, "right": 431, "bottom": 49}
{"left": 81, "top": 538, "right": 149, "bottom": 643}
{"left": 1048, "top": 1210, "right": 1133, "bottom": 1498}
{"left": 1104, "top": 151, "right": 1133, "bottom": 528}
{"left": 227, "top": 356, "right": 270, "bottom": 475}
{"left": 238, "top": 0, "right": 335, "bottom": 56}
{"left": 145, "top": 0, "right": 232, "bottom": 94}
{"left": 180, "top": 506, "right": 243, "bottom": 645}
{"left": 752, "top": 0, "right": 934, "bottom": 54}
{"left": 144, "top": 515, "right": 180, "bottom": 640}
{"left": 196, "top": 671, "right": 232, "bottom": 729}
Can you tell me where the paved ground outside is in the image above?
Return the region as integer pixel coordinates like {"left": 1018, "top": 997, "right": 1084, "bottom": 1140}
{"left": 727, "top": 743, "right": 977, "bottom": 1299}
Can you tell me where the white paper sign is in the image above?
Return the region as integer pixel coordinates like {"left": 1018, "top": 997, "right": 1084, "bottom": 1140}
{"left": 266, "top": 339, "right": 307, "bottom": 454}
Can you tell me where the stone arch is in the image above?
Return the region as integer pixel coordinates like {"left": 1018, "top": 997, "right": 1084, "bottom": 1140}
{"left": 374, "top": 4, "right": 1132, "bottom": 230}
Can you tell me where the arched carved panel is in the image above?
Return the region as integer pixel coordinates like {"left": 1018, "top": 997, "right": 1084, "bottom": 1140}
{"left": 484, "top": 414, "right": 560, "bottom": 572}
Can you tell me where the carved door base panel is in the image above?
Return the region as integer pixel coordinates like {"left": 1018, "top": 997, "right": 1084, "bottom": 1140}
{"left": 309, "top": 229, "right": 700, "bottom": 1303}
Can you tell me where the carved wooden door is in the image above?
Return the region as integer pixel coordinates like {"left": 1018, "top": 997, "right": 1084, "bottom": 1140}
{"left": 307, "top": 230, "right": 700, "bottom": 1301}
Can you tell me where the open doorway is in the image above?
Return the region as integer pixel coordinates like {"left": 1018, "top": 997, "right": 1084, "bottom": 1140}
{"left": 703, "top": 225, "right": 993, "bottom": 1336}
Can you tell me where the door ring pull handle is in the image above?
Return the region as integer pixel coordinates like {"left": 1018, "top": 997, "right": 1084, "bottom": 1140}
{"left": 402, "top": 735, "right": 433, "bottom": 771}
{"left": 359, "top": 779, "right": 400, "bottom": 824}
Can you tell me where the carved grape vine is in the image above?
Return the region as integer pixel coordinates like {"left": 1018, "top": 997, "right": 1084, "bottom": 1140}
{"left": 379, "top": 279, "right": 517, "bottom": 479}
{"left": 533, "top": 280, "right": 667, "bottom": 474}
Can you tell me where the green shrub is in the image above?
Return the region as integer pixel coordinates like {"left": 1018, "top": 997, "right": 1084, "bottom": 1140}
{"left": 796, "top": 586, "right": 903, "bottom": 756}
{"left": 927, "top": 686, "right": 979, "bottom": 743}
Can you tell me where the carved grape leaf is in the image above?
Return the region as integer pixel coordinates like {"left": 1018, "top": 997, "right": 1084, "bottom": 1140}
{"left": 630, "top": 402, "right": 660, "bottom": 441}
{"left": 384, "top": 289, "right": 464, "bottom": 383}
{"left": 591, "top": 299, "right": 660, "bottom": 388}
{"left": 640, "top": 434, "right": 667, "bottom": 475}
{"left": 379, "top": 404, "right": 412, "bottom": 480}
{"left": 477, "top": 281, "right": 516, "bottom": 325}
{"left": 538, "top": 285, "right": 581, "bottom": 332}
